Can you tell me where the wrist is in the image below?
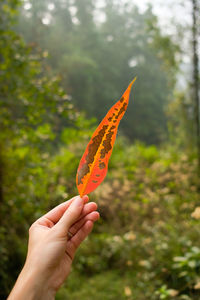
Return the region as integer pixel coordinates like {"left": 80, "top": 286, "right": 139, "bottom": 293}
{"left": 8, "top": 263, "right": 56, "bottom": 300}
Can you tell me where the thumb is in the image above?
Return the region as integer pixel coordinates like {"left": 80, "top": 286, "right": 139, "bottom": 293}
{"left": 54, "top": 196, "right": 84, "bottom": 236}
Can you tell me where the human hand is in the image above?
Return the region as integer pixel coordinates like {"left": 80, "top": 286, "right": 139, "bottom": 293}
{"left": 8, "top": 195, "right": 99, "bottom": 300}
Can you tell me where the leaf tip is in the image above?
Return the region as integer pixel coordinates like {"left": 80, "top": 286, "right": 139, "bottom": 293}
{"left": 130, "top": 76, "right": 137, "bottom": 86}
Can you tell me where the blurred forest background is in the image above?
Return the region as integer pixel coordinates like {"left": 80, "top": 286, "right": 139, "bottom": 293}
{"left": 0, "top": 0, "right": 200, "bottom": 299}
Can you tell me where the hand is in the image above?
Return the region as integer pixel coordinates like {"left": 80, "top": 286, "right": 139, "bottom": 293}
{"left": 8, "top": 195, "right": 99, "bottom": 300}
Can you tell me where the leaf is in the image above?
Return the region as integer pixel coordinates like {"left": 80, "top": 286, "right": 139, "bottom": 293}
{"left": 76, "top": 78, "right": 137, "bottom": 197}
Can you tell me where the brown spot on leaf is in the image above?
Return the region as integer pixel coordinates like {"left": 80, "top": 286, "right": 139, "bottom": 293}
{"left": 120, "top": 97, "right": 124, "bottom": 103}
{"left": 77, "top": 125, "right": 108, "bottom": 185}
{"left": 100, "top": 125, "right": 116, "bottom": 159}
{"left": 92, "top": 180, "right": 98, "bottom": 183}
{"left": 96, "top": 174, "right": 100, "bottom": 177}
{"left": 99, "top": 162, "right": 106, "bottom": 169}
{"left": 115, "top": 103, "right": 127, "bottom": 120}
{"left": 108, "top": 113, "right": 116, "bottom": 122}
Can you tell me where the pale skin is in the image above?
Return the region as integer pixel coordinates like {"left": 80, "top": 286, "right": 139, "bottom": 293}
{"left": 8, "top": 195, "right": 99, "bottom": 300}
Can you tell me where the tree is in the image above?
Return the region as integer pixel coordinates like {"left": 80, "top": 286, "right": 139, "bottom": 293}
{"left": 191, "top": 0, "right": 200, "bottom": 175}
{"left": 17, "top": 0, "right": 178, "bottom": 144}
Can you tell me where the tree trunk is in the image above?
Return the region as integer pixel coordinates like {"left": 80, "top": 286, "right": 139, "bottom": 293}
{"left": 0, "top": 148, "right": 3, "bottom": 222}
{"left": 191, "top": 0, "right": 200, "bottom": 176}
{"left": 0, "top": 156, "right": 3, "bottom": 201}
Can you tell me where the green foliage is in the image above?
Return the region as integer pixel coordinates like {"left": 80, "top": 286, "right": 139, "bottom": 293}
{"left": 167, "top": 91, "right": 196, "bottom": 153}
{"left": 54, "top": 141, "right": 199, "bottom": 300}
{"left": 173, "top": 246, "right": 200, "bottom": 284}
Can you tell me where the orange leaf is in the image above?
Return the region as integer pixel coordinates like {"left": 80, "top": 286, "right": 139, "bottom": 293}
{"left": 76, "top": 78, "right": 136, "bottom": 197}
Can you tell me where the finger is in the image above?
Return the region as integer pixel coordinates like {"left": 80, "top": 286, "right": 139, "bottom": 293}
{"left": 67, "top": 221, "right": 94, "bottom": 259}
{"left": 37, "top": 195, "right": 89, "bottom": 226}
{"left": 68, "top": 211, "right": 99, "bottom": 236}
{"left": 76, "top": 202, "right": 97, "bottom": 223}
{"left": 54, "top": 196, "right": 84, "bottom": 235}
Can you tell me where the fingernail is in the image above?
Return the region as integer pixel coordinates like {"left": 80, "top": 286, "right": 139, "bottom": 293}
{"left": 82, "top": 195, "right": 89, "bottom": 202}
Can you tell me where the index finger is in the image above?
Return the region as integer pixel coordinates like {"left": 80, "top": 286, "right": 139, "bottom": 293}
{"left": 38, "top": 195, "right": 89, "bottom": 225}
